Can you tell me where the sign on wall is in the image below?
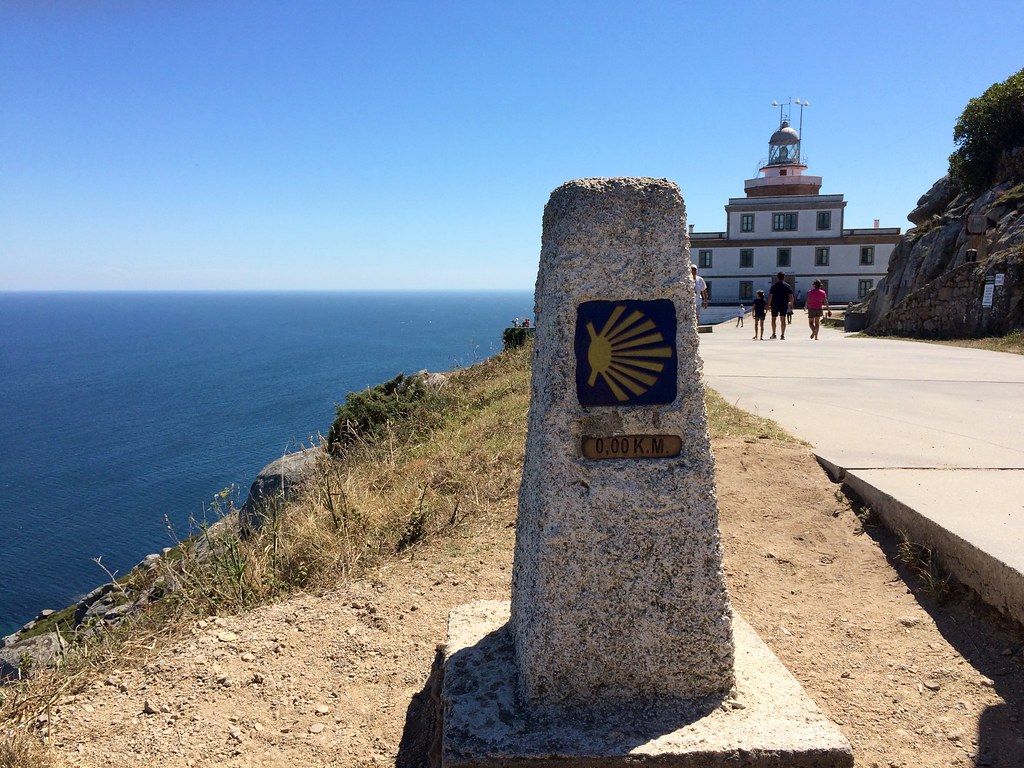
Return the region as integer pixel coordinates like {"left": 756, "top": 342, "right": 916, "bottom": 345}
{"left": 982, "top": 276, "right": 995, "bottom": 308}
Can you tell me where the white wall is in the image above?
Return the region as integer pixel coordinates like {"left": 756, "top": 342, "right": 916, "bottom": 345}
{"left": 726, "top": 205, "right": 844, "bottom": 239}
{"left": 692, "top": 241, "right": 895, "bottom": 304}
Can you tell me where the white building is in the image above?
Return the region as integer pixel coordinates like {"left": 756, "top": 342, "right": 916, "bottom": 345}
{"left": 690, "top": 108, "right": 900, "bottom": 309}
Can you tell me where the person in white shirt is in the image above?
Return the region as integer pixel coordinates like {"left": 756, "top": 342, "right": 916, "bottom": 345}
{"left": 735, "top": 305, "right": 745, "bottom": 327}
{"left": 691, "top": 264, "right": 707, "bottom": 323}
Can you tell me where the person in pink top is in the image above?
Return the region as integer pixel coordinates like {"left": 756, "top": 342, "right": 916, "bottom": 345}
{"left": 805, "top": 279, "right": 831, "bottom": 340}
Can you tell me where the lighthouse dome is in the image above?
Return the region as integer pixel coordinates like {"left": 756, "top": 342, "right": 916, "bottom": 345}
{"left": 769, "top": 122, "right": 800, "bottom": 146}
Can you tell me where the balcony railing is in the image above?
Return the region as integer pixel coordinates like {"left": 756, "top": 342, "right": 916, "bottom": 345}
{"left": 756, "top": 156, "right": 808, "bottom": 172}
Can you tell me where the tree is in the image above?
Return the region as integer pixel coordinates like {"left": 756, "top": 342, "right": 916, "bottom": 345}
{"left": 949, "top": 68, "right": 1024, "bottom": 194}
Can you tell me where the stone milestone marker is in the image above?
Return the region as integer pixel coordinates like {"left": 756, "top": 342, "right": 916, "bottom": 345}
{"left": 512, "top": 179, "right": 733, "bottom": 705}
{"left": 442, "top": 178, "right": 852, "bottom": 767}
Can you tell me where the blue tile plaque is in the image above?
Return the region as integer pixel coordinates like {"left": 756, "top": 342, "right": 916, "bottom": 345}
{"left": 575, "top": 299, "right": 677, "bottom": 407}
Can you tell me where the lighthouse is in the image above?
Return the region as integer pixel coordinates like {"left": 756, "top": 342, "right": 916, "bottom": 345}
{"left": 689, "top": 101, "right": 901, "bottom": 310}
{"left": 744, "top": 101, "right": 824, "bottom": 197}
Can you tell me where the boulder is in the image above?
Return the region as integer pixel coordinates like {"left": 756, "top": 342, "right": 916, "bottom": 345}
{"left": 907, "top": 176, "right": 955, "bottom": 225}
{"left": 72, "top": 583, "right": 117, "bottom": 627}
{"left": 0, "top": 632, "right": 66, "bottom": 682}
{"left": 239, "top": 447, "right": 322, "bottom": 533}
{"left": 414, "top": 369, "right": 449, "bottom": 390}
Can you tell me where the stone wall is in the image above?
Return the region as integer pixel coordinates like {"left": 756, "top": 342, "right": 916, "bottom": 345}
{"left": 867, "top": 248, "right": 1024, "bottom": 338}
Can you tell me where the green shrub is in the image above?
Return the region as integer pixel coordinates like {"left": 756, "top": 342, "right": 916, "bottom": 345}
{"left": 502, "top": 326, "right": 535, "bottom": 350}
{"left": 327, "top": 374, "right": 447, "bottom": 452}
{"left": 949, "top": 68, "right": 1024, "bottom": 194}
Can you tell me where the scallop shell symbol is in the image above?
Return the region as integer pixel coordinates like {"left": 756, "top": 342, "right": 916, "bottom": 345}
{"left": 585, "top": 304, "right": 674, "bottom": 402}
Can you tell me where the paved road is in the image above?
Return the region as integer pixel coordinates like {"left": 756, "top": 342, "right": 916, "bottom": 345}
{"left": 699, "top": 318, "right": 1024, "bottom": 622}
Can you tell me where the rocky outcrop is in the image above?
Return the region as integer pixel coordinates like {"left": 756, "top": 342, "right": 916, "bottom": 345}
{"left": 907, "top": 175, "right": 956, "bottom": 226}
{"left": 0, "top": 632, "right": 66, "bottom": 682}
{"left": 238, "top": 447, "right": 322, "bottom": 534}
{"left": 1, "top": 557, "right": 179, "bottom": 681}
{"left": 865, "top": 146, "right": 1024, "bottom": 334}
{"left": 415, "top": 369, "right": 450, "bottom": 390}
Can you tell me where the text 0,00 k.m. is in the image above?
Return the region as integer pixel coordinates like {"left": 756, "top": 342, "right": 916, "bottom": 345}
{"left": 581, "top": 434, "right": 682, "bottom": 460}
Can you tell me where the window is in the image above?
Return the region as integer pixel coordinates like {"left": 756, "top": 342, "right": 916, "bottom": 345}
{"left": 858, "top": 279, "right": 874, "bottom": 298}
{"left": 739, "top": 281, "right": 753, "bottom": 300}
{"left": 816, "top": 211, "right": 831, "bottom": 230}
{"left": 815, "top": 247, "right": 830, "bottom": 266}
{"left": 698, "top": 250, "right": 713, "bottom": 268}
{"left": 740, "top": 214, "right": 755, "bottom": 232}
{"left": 772, "top": 212, "right": 798, "bottom": 231}
{"left": 739, "top": 248, "right": 754, "bottom": 268}
{"left": 777, "top": 248, "right": 791, "bottom": 267}
{"left": 860, "top": 246, "right": 875, "bottom": 265}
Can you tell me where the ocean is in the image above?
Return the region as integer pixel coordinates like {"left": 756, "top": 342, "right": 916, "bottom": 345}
{"left": 0, "top": 291, "right": 533, "bottom": 636}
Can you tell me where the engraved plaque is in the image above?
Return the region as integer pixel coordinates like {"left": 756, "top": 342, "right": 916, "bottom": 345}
{"left": 581, "top": 434, "right": 682, "bottom": 460}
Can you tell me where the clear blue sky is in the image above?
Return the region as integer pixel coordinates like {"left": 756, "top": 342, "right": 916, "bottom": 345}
{"left": 2, "top": 1, "right": 1022, "bottom": 290}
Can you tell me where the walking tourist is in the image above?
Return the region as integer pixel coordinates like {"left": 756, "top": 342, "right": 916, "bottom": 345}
{"left": 768, "top": 272, "right": 794, "bottom": 340}
{"left": 691, "top": 264, "right": 708, "bottom": 323}
{"left": 735, "top": 305, "right": 745, "bottom": 328}
{"left": 805, "top": 279, "right": 831, "bottom": 340}
{"left": 752, "top": 290, "right": 767, "bottom": 340}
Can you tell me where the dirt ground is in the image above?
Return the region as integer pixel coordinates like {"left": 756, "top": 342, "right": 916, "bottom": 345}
{"left": 42, "top": 437, "right": 1024, "bottom": 768}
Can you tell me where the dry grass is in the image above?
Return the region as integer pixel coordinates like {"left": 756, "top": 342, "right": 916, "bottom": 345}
{"left": 174, "top": 344, "right": 531, "bottom": 613}
{"left": 856, "top": 330, "right": 1024, "bottom": 355}
{"left": 923, "top": 330, "right": 1024, "bottom": 355}
{"left": 1, "top": 731, "right": 62, "bottom": 768}
{"left": 894, "top": 532, "right": 952, "bottom": 600}
{"left": 704, "top": 388, "right": 797, "bottom": 443}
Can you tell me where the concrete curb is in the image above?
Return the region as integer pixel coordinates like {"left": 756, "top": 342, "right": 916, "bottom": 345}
{"left": 816, "top": 452, "right": 1024, "bottom": 626}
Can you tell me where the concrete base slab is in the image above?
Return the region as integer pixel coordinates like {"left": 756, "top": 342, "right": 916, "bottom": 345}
{"left": 844, "top": 468, "right": 1024, "bottom": 625}
{"left": 442, "top": 601, "right": 852, "bottom": 767}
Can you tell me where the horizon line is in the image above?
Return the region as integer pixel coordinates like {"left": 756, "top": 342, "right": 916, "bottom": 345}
{"left": 0, "top": 287, "right": 536, "bottom": 294}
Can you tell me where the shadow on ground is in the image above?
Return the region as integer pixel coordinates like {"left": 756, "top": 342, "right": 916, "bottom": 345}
{"left": 396, "top": 647, "right": 444, "bottom": 768}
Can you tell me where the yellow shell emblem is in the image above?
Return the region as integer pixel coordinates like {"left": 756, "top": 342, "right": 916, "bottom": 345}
{"left": 584, "top": 304, "right": 673, "bottom": 402}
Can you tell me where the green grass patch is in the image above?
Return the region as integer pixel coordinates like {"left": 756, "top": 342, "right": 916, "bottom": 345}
{"left": 13, "top": 605, "right": 77, "bottom": 642}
